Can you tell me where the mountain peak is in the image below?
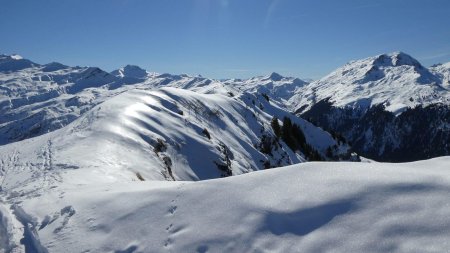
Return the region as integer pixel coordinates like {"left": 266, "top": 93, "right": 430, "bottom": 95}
{"left": 390, "top": 51, "right": 422, "bottom": 67}
{"left": 0, "top": 54, "right": 39, "bottom": 72}
{"left": 372, "top": 52, "right": 423, "bottom": 68}
{"left": 42, "top": 62, "right": 69, "bottom": 72}
{"left": 123, "top": 64, "right": 146, "bottom": 72}
{"left": 265, "top": 72, "right": 283, "bottom": 81}
{"left": 112, "top": 65, "right": 148, "bottom": 79}
{"left": 1, "top": 54, "right": 21, "bottom": 62}
{"left": 10, "top": 54, "right": 24, "bottom": 60}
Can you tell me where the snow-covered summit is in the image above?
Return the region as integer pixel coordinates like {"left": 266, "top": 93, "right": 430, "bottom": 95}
{"left": 111, "top": 65, "right": 148, "bottom": 80}
{"left": 0, "top": 54, "right": 39, "bottom": 72}
{"left": 42, "top": 62, "right": 69, "bottom": 72}
{"left": 264, "top": 72, "right": 284, "bottom": 81}
{"left": 9, "top": 54, "right": 23, "bottom": 60}
{"left": 289, "top": 52, "right": 449, "bottom": 115}
{"left": 372, "top": 52, "right": 423, "bottom": 68}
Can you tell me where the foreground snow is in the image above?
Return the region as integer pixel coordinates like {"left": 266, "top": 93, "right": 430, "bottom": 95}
{"left": 1, "top": 157, "right": 450, "bottom": 252}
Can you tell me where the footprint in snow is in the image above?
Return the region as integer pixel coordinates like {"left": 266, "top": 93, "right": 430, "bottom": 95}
{"left": 169, "top": 205, "right": 177, "bottom": 215}
{"left": 53, "top": 205, "right": 76, "bottom": 233}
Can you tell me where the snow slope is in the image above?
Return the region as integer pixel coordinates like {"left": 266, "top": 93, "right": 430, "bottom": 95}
{"left": 289, "top": 52, "right": 450, "bottom": 115}
{"left": 0, "top": 86, "right": 350, "bottom": 185}
{"left": 1, "top": 156, "right": 449, "bottom": 253}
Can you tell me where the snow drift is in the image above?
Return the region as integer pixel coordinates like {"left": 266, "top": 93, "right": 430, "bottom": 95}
{"left": 1, "top": 157, "right": 450, "bottom": 252}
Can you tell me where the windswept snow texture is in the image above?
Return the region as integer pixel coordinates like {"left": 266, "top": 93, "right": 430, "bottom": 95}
{"left": 1, "top": 156, "right": 450, "bottom": 252}
{"left": 0, "top": 86, "right": 349, "bottom": 186}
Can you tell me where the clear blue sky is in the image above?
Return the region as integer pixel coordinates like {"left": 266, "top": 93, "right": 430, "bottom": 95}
{"left": 1, "top": 0, "right": 449, "bottom": 79}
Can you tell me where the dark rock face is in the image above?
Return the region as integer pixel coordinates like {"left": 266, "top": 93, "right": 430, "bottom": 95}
{"left": 301, "top": 99, "right": 450, "bottom": 162}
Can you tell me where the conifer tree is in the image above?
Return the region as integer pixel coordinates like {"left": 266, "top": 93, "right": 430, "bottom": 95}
{"left": 271, "top": 116, "right": 282, "bottom": 138}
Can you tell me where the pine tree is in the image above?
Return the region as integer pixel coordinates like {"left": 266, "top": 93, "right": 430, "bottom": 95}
{"left": 271, "top": 116, "right": 282, "bottom": 138}
{"left": 282, "top": 117, "right": 295, "bottom": 150}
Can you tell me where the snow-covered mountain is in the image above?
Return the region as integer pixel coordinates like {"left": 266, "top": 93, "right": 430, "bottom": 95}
{"left": 1, "top": 52, "right": 450, "bottom": 252}
{"left": 110, "top": 65, "right": 150, "bottom": 85}
{"left": 289, "top": 52, "right": 450, "bottom": 161}
{"left": 0, "top": 54, "right": 39, "bottom": 72}
{"left": 289, "top": 52, "right": 449, "bottom": 115}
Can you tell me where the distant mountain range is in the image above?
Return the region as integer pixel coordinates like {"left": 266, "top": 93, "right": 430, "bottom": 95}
{"left": 1, "top": 51, "right": 449, "bottom": 170}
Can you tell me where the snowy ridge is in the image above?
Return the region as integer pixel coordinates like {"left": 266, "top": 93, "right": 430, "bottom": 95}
{"left": 0, "top": 86, "right": 350, "bottom": 187}
{"left": 289, "top": 52, "right": 450, "bottom": 115}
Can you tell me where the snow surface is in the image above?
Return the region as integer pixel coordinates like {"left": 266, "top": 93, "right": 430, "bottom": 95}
{"left": 1, "top": 156, "right": 450, "bottom": 252}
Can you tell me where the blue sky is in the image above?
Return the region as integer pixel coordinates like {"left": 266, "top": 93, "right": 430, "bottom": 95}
{"left": 1, "top": 0, "right": 449, "bottom": 79}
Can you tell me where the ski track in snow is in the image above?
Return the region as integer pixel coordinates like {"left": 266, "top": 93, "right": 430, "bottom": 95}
{"left": 40, "top": 140, "right": 62, "bottom": 192}
{"left": 0, "top": 150, "right": 21, "bottom": 253}
{"left": 0, "top": 142, "right": 65, "bottom": 253}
